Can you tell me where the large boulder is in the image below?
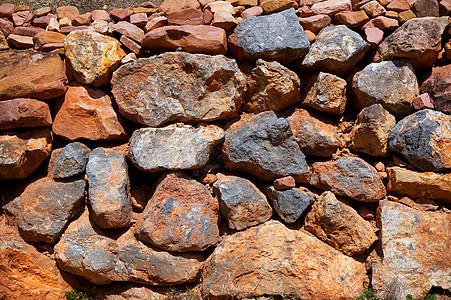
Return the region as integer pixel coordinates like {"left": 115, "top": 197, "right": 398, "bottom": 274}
{"left": 420, "top": 64, "right": 451, "bottom": 114}
{"left": 0, "top": 50, "right": 67, "bottom": 100}
{"left": 228, "top": 8, "right": 310, "bottom": 64}
{"left": 111, "top": 52, "right": 245, "bottom": 127}
{"left": 388, "top": 109, "right": 451, "bottom": 171}
{"left": 201, "top": 220, "right": 368, "bottom": 299}
{"left": 0, "top": 98, "right": 52, "bottom": 130}
{"left": 222, "top": 111, "right": 309, "bottom": 183}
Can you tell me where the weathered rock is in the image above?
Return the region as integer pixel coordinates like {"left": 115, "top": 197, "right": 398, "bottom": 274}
{"left": 244, "top": 59, "right": 301, "bottom": 113}
{"left": 420, "top": 64, "right": 451, "bottom": 114}
{"left": 388, "top": 109, "right": 451, "bottom": 171}
{"left": 158, "top": 0, "right": 201, "bottom": 14}
{"left": 305, "top": 191, "right": 377, "bottom": 255}
{"left": 86, "top": 148, "right": 131, "bottom": 229}
{"left": 12, "top": 11, "right": 34, "bottom": 27}
{"left": 301, "top": 72, "right": 348, "bottom": 114}
{"left": 352, "top": 60, "right": 419, "bottom": 117}
{"left": 309, "top": 156, "right": 387, "bottom": 202}
{"left": 213, "top": 174, "right": 272, "bottom": 230}
{"left": 33, "top": 14, "right": 56, "bottom": 28}
{"left": 53, "top": 142, "right": 91, "bottom": 179}
{"left": 73, "top": 12, "right": 91, "bottom": 26}
{"left": 0, "top": 98, "right": 52, "bottom": 130}
{"left": 301, "top": 25, "right": 370, "bottom": 75}
{"left": 3, "top": 177, "right": 85, "bottom": 243}
{"left": 299, "top": 14, "right": 331, "bottom": 34}
{"left": 32, "top": 30, "right": 65, "bottom": 51}
{"left": 110, "top": 21, "right": 145, "bottom": 43}
{"left": 364, "top": 27, "right": 384, "bottom": 48}
{"left": 264, "top": 185, "right": 315, "bottom": 223}
{"left": 135, "top": 172, "right": 219, "bottom": 252}
{"left": 411, "top": 0, "right": 439, "bottom": 17}
{"left": 109, "top": 8, "right": 133, "bottom": 22}
{"left": 59, "top": 17, "right": 73, "bottom": 27}
{"left": 274, "top": 176, "right": 296, "bottom": 190}
{"left": 223, "top": 111, "right": 309, "bottom": 183}
{"left": 167, "top": 8, "right": 203, "bottom": 26}
{"left": 205, "top": 1, "right": 237, "bottom": 30}
{"left": 92, "top": 284, "right": 168, "bottom": 300}
{"left": 144, "top": 16, "right": 167, "bottom": 32}
{"left": 201, "top": 220, "right": 367, "bottom": 299}
{"left": 412, "top": 93, "right": 434, "bottom": 110}
{"left": 0, "top": 3, "right": 15, "bottom": 19}
{"left": 54, "top": 208, "right": 205, "bottom": 285}
{"left": 52, "top": 83, "right": 127, "bottom": 141}
{"left": 372, "top": 201, "right": 451, "bottom": 299}
{"left": 373, "top": 17, "right": 450, "bottom": 69}
{"left": 241, "top": 6, "right": 263, "bottom": 18}
{"left": 119, "top": 35, "right": 144, "bottom": 55}
{"left": 361, "top": 1, "right": 386, "bottom": 17}
{"left": 311, "top": 0, "right": 352, "bottom": 16}
{"left": 13, "top": 26, "right": 44, "bottom": 37}
{"left": 0, "top": 50, "right": 67, "bottom": 100}
{"left": 350, "top": 104, "right": 396, "bottom": 157}
{"left": 129, "top": 124, "right": 224, "bottom": 172}
{"left": 111, "top": 52, "right": 245, "bottom": 127}
{"left": 362, "top": 15, "right": 399, "bottom": 31}
{"left": 0, "top": 128, "right": 52, "bottom": 180}
{"left": 91, "top": 9, "right": 110, "bottom": 21}
{"left": 334, "top": 10, "right": 369, "bottom": 28}
{"left": 130, "top": 12, "right": 148, "bottom": 28}
{"left": 65, "top": 30, "right": 126, "bottom": 86}
{"left": 228, "top": 8, "right": 310, "bottom": 64}
{"left": 0, "top": 31, "right": 8, "bottom": 50}
{"left": 287, "top": 108, "right": 340, "bottom": 157}
{"left": 56, "top": 6, "right": 79, "bottom": 20}
{"left": 60, "top": 25, "right": 90, "bottom": 34}
{"left": 6, "top": 34, "right": 34, "bottom": 49}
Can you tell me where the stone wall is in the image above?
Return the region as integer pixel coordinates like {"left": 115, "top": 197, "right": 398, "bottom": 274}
{"left": 0, "top": 0, "right": 450, "bottom": 299}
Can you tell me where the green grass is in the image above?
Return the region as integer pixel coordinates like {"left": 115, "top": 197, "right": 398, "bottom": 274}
{"left": 65, "top": 289, "right": 92, "bottom": 300}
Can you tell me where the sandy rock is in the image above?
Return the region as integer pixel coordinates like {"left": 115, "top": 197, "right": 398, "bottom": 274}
{"left": 0, "top": 98, "right": 52, "bottom": 130}
{"left": 90, "top": 19, "right": 108, "bottom": 34}
{"left": 110, "top": 8, "right": 133, "bottom": 22}
{"left": 6, "top": 34, "right": 34, "bottom": 49}
{"left": 158, "top": 0, "right": 201, "bottom": 14}
{"left": 361, "top": 1, "right": 386, "bottom": 17}
{"left": 144, "top": 16, "right": 167, "bottom": 32}
{"left": 53, "top": 142, "right": 91, "bottom": 179}
{"left": 205, "top": 1, "right": 237, "bottom": 30}
{"left": 121, "top": 52, "right": 137, "bottom": 64}
{"left": 0, "top": 31, "right": 8, "bottom": 50}
{"left": 32, "top": 31, "right": 65, "bottom": 51}
{"left": 91, "top": 9, "right": 110, "bottom": 21}
{"left": 56, "top": 6, "right": 79, "bottom": 20}
{"left": 386, "top": 0, "right": 410, "bottom": 10}
{"left": 399, "top": 10, "right": 417, "bottom": 23}
{"left": 334, "top": 10, "right": 369, "bottom": 28}
{"left": 110, "top": 21, "right": 145, "bottom": 43}
{"left": 59, "top": 17, "right": 72, "bottom": 27}
{"left": 111, "top": 52, "right": 245, "bottom": 127}
{"left": 46, "top": 17, "right": 60, "bottom": 31}
{"left": 420, "top": 64, "right": 451, "bottom": 114}
{"left": 60, "top": 25, "right": 89, "bottom": 34}
{"left": 92, "top": 284, "right": 167, "bottom": 300}
{"left": 167, "top": 8, "right": 203, "bottom": 26}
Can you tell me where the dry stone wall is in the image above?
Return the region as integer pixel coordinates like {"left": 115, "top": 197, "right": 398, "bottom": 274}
{"left": 0, "top": 0, "right": 450, "bottom": 299}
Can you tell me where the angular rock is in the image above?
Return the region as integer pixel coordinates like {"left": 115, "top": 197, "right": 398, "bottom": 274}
{"left": 386, "top": 0, "right": 410, "bottom": 11}
{"left": 130, "top": 12, "right": 148, "bottom": 28}
{"left": 110, "top": 8, "right": 133, "bottom": 22}
{"left": 287, "top": 108, "right": 340, "bottom": 157}
{"left": 364, "top": 27, "right": 384, "bottom": 47}
{"left": 142, "top": 25, "right": 227, "bottom": 55}
{"left": 0, "top": 31, "right": 8, "bottom": 50}
{"left": 0, "top": 128, "right": 52, "bottom": 180}
{"left": 129, "top": 124, "right": 224, "bottom": 172}
{"left": 311, "top": 0, "right": 352, "bottom": 16}
{"left": 0, "top": 98, "right": 52, "bottom": 130}
{"left": 60, "top": 25, "right": 90, "bottom": 35}
{"left": 373, "top": 17, "right": 449, "bottom": 69}
{"left": 119, "top": 35, "right": 144, "bottom": 55}
{"left": 90, "top": 19, "right": 108, "bottom": 34}
{"left": 55, "top": 208, "right": 205, "bottom": 285}
{"left": 86, "top": 148, "right": 131, "bottom": 229}
{"left": 158, "top": 0, "right": 201, "bottom": 14}
{"left": 134, "top": 172, "right": 220, "bottom": 252}
{"left": 12, "top": 11, "right": 34, "bottom": 27}
{"left": 309, "top": 156, "right": 387, "bottom": 202}
{"left": 6, "top": 34, "right": 34, "bottom": 49}
{"left": 144, "top": 16, "right": 167, "bottom": 32}
{"left": 3, "top": 177, "right": 85, "bottom": 243}
{"left": 32, "top": 30, "right": 65, "bottom": 51}
{"left": 260, "top": 0, "right": 297, "bottom": 14}
{"left": 33, "top": 14, "right": 56, "bottom": 28}
{"left": 388, "top": 109, "right": 451, "bottom": 171}
{"left": 167, "top": 8, "right": 204, "bottom": 26}
{"left": 302, "top": 25, "right": 370, "bottom": 75}
{"left": 352, "top": 60, "right": 419, "bottom": 117}
{"left": 73, "top": 12, "right": 92, "bottom": 26}
{"left": 274, "top": 176, "right": 296, "bottom": 190}
{"left": 111, "top": 52, "right": 245, "bottom": 127}
{"left": 0, "top": 3, "right": 15, "bottom": 19}
{"left": 412, "top": 93, "right": 434, "bottom": 110}
{"left": 201, "top": 220, "right": 367, "bottom": 299}
{"left": 13, "top": 26, "right": 44, "bottom": 37}
{"left": 241, "top": 6, "right": 263, "bottom": 18}
{"left": 52, "top": 83, "right": 127, "bottom": 141}
{"left": 420, "top": 64, "right": 451, "bottom": 114}
{"left": 299, "top": 14, "right": 331, "bottom": 34}
{"left": 334, "top": 10, "right": 369, "bottom": 28}
{"left": 305, "top": 191, "right": 377, "bottom": 256}
{"left": 228, "top": 8, "right": 310, "bottom": 64}
{"left": 361, "top": 1, "right": 386, "bottom": 17}
{"left": 362, "top": 15, "right": 399, "bottom": 31}
{"left": 53, "top": 142, "right": 91, "bottom": 179}
{"left": 244, "top": 59, "right": 301, "bottom": 113}
{"left": 91, "top": 9, "right": 110, "bottom": 21}
{"left": 205, "top": 1, "right": 237, "bottom": 30}
{"left": 56, "top": 6, "right": 79, "bottom": 20}
{"left": 213, "top": 174, "right": 272, "bottom": 230}
{"left": 411, "top": 0, "right": 439, "bottom": 17}
{"left": 223, "top": 111, "right": 309, "bottom": 182}
{"left": 264, "top": 185, "right": 315, "bottom": 223}
{"left": 372, "top": 201, "right": 451, "bottom": 299}
{"left": 350, "top": 104, "right": 397, "bottom": 157}
{"left": 65, "top": 30, "right": 126, "bottom": 86}
{"left": 110, "top": 21, "right": 145, "bottom": 43}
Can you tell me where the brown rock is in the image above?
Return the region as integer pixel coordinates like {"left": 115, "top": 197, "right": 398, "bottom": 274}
{"left": 412, "top": 93, "right": 434, "bottom": 110}
{"left": 0, "top": 18, "right": 14, "bottom": 37}
{"left": 12, "top": 11, "right": 34, "bottom": 27}
{"left": 311, "top": 0, "right": 352, "bottom": 16}
{"left": 60, "top": 25, "right": 89, "bottom": 34}
{"left": 13, "top": 26, "right": 44, "bottom": 37}
{"left": 56, "top": 5, "right": 79, "bottom": 20}
{"left": 372, "top": 201, "right": 451, "bottom": 299}
{"left": 0, "top": 50, "right": 67, "bottom": 100}
{"left": 241, "top": 6, "right": 263, "bottom": 18}
{"left": 237, "top": 0, "right": 258, "bottom": 5}
{"left": 205, "top": 1, "right": 237, "bottom": 30}
{"left": 41, "top": 43, "right": 64, "bottom": 52}
{"left": 0, "top": 98, "right": 52, "bottom": 130}
{"left": 33, "top": 30, "right": 65, "bottom": 50}
{"left": 334, "top": 10, "right": 369, "bottom": 28}
{"left": 110, "top": 8, "right": 133, "bottom": 22}
{"left": 14, "top": 5, "right": 30, "bottom": 12}
{"left": 72, "top": 12, "right": 91, "bottom": 26}
{"left": 158, "top": 0, "right": 201, "bottom": 14}
{"left": 364, "top": 27, "right": 384, "bottom": 47}
{"left": 141, "top": 1, "right": 156, "bottom": 8}
{"left": 130, "top": 12, "right": 148, "bottom": 28}
{"left": 260, "top": 0, "right": 297, "bottom": 14}
{"left": 440, "top": 0, "right": 451, "bottom": 15}
{"left": 361, "top": 0, "right": 386, "bottom": 17}
{"left": 132, "top": 7, "right": 156, "bottom": 14}
{"left": 411, "top": 0, "right": 439, "bottom": 16}
{"left": 0, "top": 3, "right": 15, "bottom": 19}
{"left": 201, "top": 220, "right": 368, "bottom": 299}
{"left": 0, "top": 31, "right": 8, "bottom": 50}
{"left": 120, "top": 35, "right": 144, "bottom": 55}
{"left": 32, "top": 14, "right": 57, "bottom": 28}
{"left": 305, "top": 29, "right": 316, "bottom": 42}
{"left": 167, "top": 8, "right": 203, "bottom": 26}
{"left": 385, "top": 10, "right": 398, "bottom": 18}
{"left": 299, "top": 14, "right": 331, "bottom": 34}
{"left": 386, "top": 0, "right": 410, "bottom": 11}
{"left": 110, "top": 21, "right": 145, "bottom": 43}
{"left": 6, "top": 34, "right": 34, "bottom": 49}
{"left": 91, "top": 9, "right": 110, "bottom": 21}
{"left": 420, "top": 64, "right": 451, "bottom": 114}
{"left": 398, "top": 9, "right": 416, "bottom": 22}
{"left": 144, "top": 16, "right": 167, "bottom": 32}
{"left": 297, "top": 5, "right": 316, "bottom": 17}
{"left": 90, "top": 19, "right": 108, "bottom": 34}
{"left": 0, "top": 128, "right": 52, "bottom": 180}
{"left": 362, "top": 15, "right": 399, "bottom": 30}
{"left": 274, "top": 176, "right": 296, "bottom": 190}
{"left": 34, "top": 6, "right": 52, "bottom": 17}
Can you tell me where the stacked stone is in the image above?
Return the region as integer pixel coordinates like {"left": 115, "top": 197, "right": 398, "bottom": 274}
{"left": 0, "top": 0, "right": 450, "bottom": 299}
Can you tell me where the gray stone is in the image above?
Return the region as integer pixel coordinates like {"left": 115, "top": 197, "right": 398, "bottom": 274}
{"left": 129, "top": 124, "right": 225, "bottom": 172}
{"left": 228, "top": 8, "right": 310, "bottom": 64}
{"left": 352, "top": 60, "right": 419, "bottom": 117}
{"left": 264, "top": 185, "right": 315, "bottom": 223}
{"left": 213, "top": 174, "right": 272, "bottom": 230}
{"left": 86, "top": 148, "right": 131, "bottom": 229}
{"left": 388, "top": 109, "right": 451, "bottom": 171}
{"left": 54, "top": 142, "right": 91, "bottom": 179}
{"left": 111, "top": 52, "right": 245, "bottom": 127}
{"left": 302, "top": 25, "right": 370, "bottom": 75}
{"left": 222, "top": 111, "right": 309, "bottom": 183}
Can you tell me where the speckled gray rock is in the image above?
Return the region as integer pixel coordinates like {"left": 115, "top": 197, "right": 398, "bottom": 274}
{"left": 301, "top": 25, "right": 370, "bottom": 75}
{"left": 53, "top": 142, "right": 90, "bottom": 179}
{"left": 309, "top": 157, "right": 386, "bottom": 202}
{"left": 350, "top": 104, "right": 396, "bottom": 157}
{"left": 222, "top": 111, "right": 309, "bottom": 183}
{"left": 54, "top": 208, "right": 205, "bottom": 285}
{"left": 352, "top": 60, "right": 419, "bottom": 117}
{"left": 228, "top": 8, "right": 310, "bottom": 64}
{"left": 3, "top": 177, "right": 85, "bottom": 243}
{"left": 111, "top": 52, "right": 245, "bottom": 127}
{"left": 264, "top": 186, "right": 315, "bottom": 223}
{"left": 213, "top": 174, "right": 272, "bottom": 230}
{"left": 128, "top": 124, "right": 225, "bottom": 172}
{"left": 388, "top": 109, "right": 451, "bottom": 171}
{"left": 86, "top": 148, "right": 131, "bottom": 229}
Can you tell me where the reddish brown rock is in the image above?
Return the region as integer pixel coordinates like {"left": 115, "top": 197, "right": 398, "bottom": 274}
{"left": 362, "top": 15, "right": 399, "bottom": 30}
{"left": 241, "top": 6, "right": 263, "bottom": 18}
{"left": 440, "top": 0, "right": 451, "bottom": 15}
{"left": 167, "top": 8, "right": 203, "bottom": 26}
{"left": 201, "top": 220, "right": 368, "bottom": 299}
{"left": 130, "top": 12, "right": 148, "bottom": 28}
{"left": 274, "top": 176, "right": 296, "bottom": 190}
{"left": 0, "top": 98, "right": 52, "bottom": 130}
{"left": 386, "top": 0, "right": 410, "bottom": 11}
{"left": 56, "top": 5, "right": 79, "bottom": 20}
{"left": 60, "top": 25, "right": 89, "bottom": 34}
{"left": 32, "top": 14, "right": 57, "bottom": 28}
{"left": 6, "top": 34, "right": 34, "bottom": 49}
{"left": 311, "top": 0, "right": 352, "bottom": 16}
{"left": 299, "top": 14, "right": 331, "bottom": 34}
{"left": 0, "top": 18, "right": 14, "bottom": 37}
{"left": 91, "top": 9, "right": 110, "bottom": 21}
{"left": 158, "top": 0, "right": 201, "bottom": 14}
{"left": 334, "top": 10, "right": 369, "bottom": 28}
{"left": 135, "top": 172, "right": 220, "bottom": 252}
{"left": 0, "top": 50, "right": 67, "bottom": 100}
{"left": 73, "top": 12, "right": 91, "bottom": 26}
{"left": 305, "top": 191, "right": 377, "bottom": 255}
{"left": 420, "top": 64, "right": 451, "bottom": 114}
{"left": 110, "top": 8, "right": 133, "bottom": 22}
{"left": 205, "top": 1, "right": 237, "bottom": 30}
{"left": 32, "top": 30, "right": 65, "bottom": 50}
{"left": 0, "top": 3, "right": 15, "bottom": 19}
{"left": 361, "top": 0, "right": 386, "bottom": 17}
{"left": 41, "top": 43, "right": 64, "bottom": 52}
{"left": 52, "top": 83, "right": 127, "bottom": 141}
{"left": 412, "top": 93, "right": 434, "bottom": 110}
{"left": 411, "top": 0, "right": 439, "bottom": 16}
{"left": 34, "top": 6, "right": 52, "bottom": 17}
{"left": 144, "top": 16, "right": 167, "bottom": 32}
{"left": 364, "top": 27, "right": 384, "bottom": 47}
{"left": 398, "top": 9, "right": 417, "bottom": 23}
{"left": 13, "top": 26, "right": 44, "bottom": 37}
{"left": 12, "top": 11, "right": 34, "bottom": 27}
{"left": 120, "top": 35, "right": 144, "bottom": 55}
{"left": 0, "top": 31, "right": 8, "bottom": 50}
{"left": 110, "top": 21, "right": 145, "bottom": 43}
{"left": 260, "top": 0, "right": 297, "bottom": 14}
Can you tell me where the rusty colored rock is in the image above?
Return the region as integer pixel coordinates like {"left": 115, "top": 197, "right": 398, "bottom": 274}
{"left": 411, "top": 0, "right": 439, "bottom": 17}
{"left": 13, "top": 26, "right": 44, "bottom": 37}
{"left": 362, "top": 15, "right": 399, "bottom": 31}
{"left": 56, "top": 6, "right": 79, "bottom": 20}
{"left": 361, "top": 1, "right": 386, "bottom": 17}
{"left": 32, "top": 30, "right": 65, "bottom": 51}
{"left": 0, "top": 31, "right": 8, "bottom": 50}
{"left": 119, "top": 35, "right": 144, "bottom": 55}
{"left": 0, "top": 3, "right": 15, "bottom": 19}
{"left": 130, "top": 13, "right": 148, "bottom": 28}
{"left": 0, "top": 98, "right": 52, "bottom": 130}
{"left": 260, "top": 0, "right": 297, "bottom": 14}
{"left": 110, "top": 21, "right": 145, "bottom": 43}
{"left": 299, "top": 14, "right": 331, "bottom": 34}
{"left": 158, "top": 0, "right": 201, "bottom": 14}
{"left": 311, "top": 0, "right": 352, "bottom": 16}
{"left": 420, "top": 64, "right": 451, "bottom": 114}
{"left": 73, "top": 12, "right": 91, "bottom": 26}
{"left": 167, "top": 8, "right": 204, "bottom": 25}
{"left": 334, "top": 10, "right": 369, "bottom": 28}
{"left": 274, "top": 176, "right": 296, "bottom": 190}
{"left": 109, "top": 8, "right": 133, "bottom": 22}
{"left": 144, "top": 16, "right": 167, "bottom": 32}
{"left": 6, "top": 34, "right": 34, "bottom": 49}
